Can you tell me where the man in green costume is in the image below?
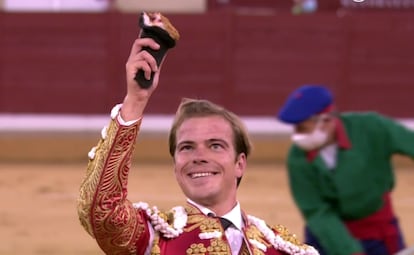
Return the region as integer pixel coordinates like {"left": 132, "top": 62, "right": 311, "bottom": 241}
{"left": 277, "top": 85, "right": 412, "bottom": 255}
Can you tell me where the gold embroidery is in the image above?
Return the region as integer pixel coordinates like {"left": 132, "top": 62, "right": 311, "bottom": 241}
{"left": 184, "top": 205, "right": 220, "bottom": 233}
{"left": 186, "top": 216, "right": 221, "bottom": 233}
{"left": 206, "top": 239, "right": 229, "bottom": 255}
{"left": 77, "top": 118, "right": 145, "bottom": 254}
{"left": 158, "top": 211, "right": 170, "bottom": 223}
{"left": 244, "top": 224, "right": 270, "bottom": 255}
{"left": 272, "top": 224, "right": 309, "bottom": 249}
{"left": 77, "top": 121, "right": 115, "bottom": 237}
{"left": 150, "top": 234, "right": 161, "bottom": 255}
{"left": 184, "top": 205, "right": 230, "bottom": 255}
{"left": 156, "top": 204, "right": 313, "bottom": 255}
{"left": 186, "top": 243, "right": 208, "bottom": 255}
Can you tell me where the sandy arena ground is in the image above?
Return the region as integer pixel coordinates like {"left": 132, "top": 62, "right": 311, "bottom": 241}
{"left": 0, "top": 163, "right": 413, "bottom": 255}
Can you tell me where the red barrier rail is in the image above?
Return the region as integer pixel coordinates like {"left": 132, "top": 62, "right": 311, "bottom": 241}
{"left": 1, "top": 10, "right": 414, "bottom": 117}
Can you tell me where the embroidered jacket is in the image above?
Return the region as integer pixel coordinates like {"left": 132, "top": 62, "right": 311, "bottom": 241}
{"left": 77, "top": 106, "right": 319, "bottom": 255}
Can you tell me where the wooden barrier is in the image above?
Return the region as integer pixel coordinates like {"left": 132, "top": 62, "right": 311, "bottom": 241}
{"left": 1, "top": 10, "right": 414, "bottom": 117}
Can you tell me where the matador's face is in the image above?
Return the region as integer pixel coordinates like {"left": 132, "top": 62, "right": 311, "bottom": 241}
{"left": 173, "top": 116, "right": 246, "bottom": 210}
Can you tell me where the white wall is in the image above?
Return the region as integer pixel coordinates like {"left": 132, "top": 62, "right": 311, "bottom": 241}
{"left": 114, "top": 0, "right": 206, "bottom": 13}
{"left": 4, "top": 0, "right": 110, "bottom": 12}
{"left": 3, "top": 0, "right": 207, "bottom": 13}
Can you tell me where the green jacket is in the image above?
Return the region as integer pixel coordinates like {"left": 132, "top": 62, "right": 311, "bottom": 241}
{"left": 287, "top": 112, "right": 414, "bottom": 255}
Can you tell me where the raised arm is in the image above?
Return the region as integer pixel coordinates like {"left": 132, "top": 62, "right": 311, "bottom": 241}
{"left": 77, "top": 38, "right": 161, "bottom": 254}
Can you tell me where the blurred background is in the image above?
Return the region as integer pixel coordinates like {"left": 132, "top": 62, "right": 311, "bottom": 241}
{"left": 2, "top": 0, "right": 414, "bottom": 164}
{"left": 0, "top": 0, "right": 414, "bottom": 254}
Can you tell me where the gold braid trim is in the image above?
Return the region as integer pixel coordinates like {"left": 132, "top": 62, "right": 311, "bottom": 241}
{"left": 150, "top": 234, "right": 161, "bottom": 255}
{"left": 272, "top": 224, "right": 311, "bottom": 250}
{"left": 77, "top": 117, "right": 145, "bottom": 254}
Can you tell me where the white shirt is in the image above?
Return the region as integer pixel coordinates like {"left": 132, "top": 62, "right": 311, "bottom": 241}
{"left": 188, "top": 199, "right": 245, "bottom": 255}
{"left": 320, "top": 143, "right": 338, "bottom": 170}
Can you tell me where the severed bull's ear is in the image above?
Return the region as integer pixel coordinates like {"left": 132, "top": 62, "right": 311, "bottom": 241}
{"left": 134, "top": 12, "right": 180, "bottom": 89}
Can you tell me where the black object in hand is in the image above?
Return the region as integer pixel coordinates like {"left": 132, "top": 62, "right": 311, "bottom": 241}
{"left": 134, "top": 13, "right": 178, "bottom": 89}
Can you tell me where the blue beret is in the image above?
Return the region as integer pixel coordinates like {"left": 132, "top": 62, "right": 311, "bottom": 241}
{"left": 277, "top": 85, "right": 333, "bottom": 124}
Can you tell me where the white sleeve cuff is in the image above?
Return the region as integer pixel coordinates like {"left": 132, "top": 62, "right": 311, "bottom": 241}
{"left": 111, "top": 103, "right": 141, "bottom": 126}
{"left": 117, "top": 114, "right": 140, "bottom": 126}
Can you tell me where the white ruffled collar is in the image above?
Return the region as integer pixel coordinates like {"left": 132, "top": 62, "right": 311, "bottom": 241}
{"left": 133, "top": 202, "right": 319, "bottom": 255}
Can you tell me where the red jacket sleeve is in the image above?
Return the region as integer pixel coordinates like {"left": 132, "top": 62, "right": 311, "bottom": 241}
{"left": 77, "top": 116, "right": 150, "bottom": 254}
